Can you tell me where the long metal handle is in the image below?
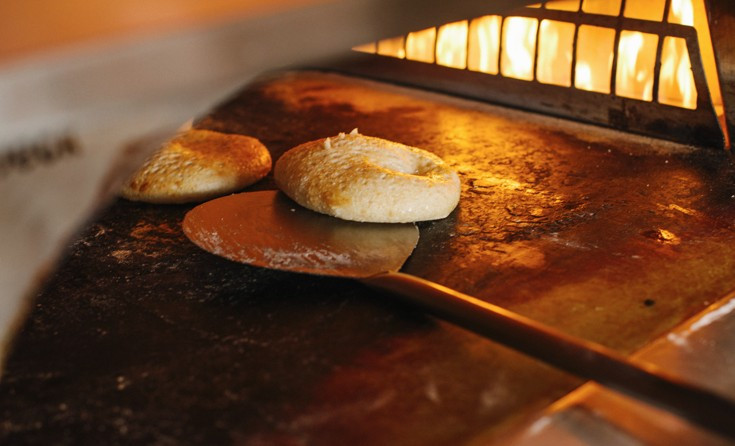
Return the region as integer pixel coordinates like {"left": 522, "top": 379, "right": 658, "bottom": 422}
{"left": 360, "top": 271, "right": 735, "bottom": 439}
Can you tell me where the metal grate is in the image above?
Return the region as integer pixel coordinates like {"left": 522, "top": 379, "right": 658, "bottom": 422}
{"left": 337, "top": 0, "right": 727, "bottom": 148}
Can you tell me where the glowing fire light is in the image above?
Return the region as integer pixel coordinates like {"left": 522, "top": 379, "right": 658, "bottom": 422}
{"left": 668, "top": 0, "right": 723, "bottom": 119}
{"left": 406, "top": 28, "right": 436, "bottom": 63}
{"left": 582, "top": 0, "right": 621, "bottom": 16}
{"left": 536, "top": 20, "right": 574, "bottom": 87}
{"left": 356, "top": 0, "right": 725, "bottom": 135}
{"left": 468, "top": 15, "right": 501, "bottom": 74}
{"left": 575, "top": 25, "right": 614, "bottom": 93}
{"left": 575, "top": 63, "right": 592, "bottom": 89}
{"left": 501, "top": 17, "right": 537, "bottom": 81}
{"left": 376, "top": 36, "right": 405, "bottom": 59}
{"left": 436, "top": 21, "right": 468, "bottom": 69}
{"left": 670, "top": 0, "right": 694, "bottom": 26}
{"left": 659, "top": 37, "right": 696, "bottom": 109}
{"left": 545, "top": 0, "right": 580, "bottom": 12}
{"left": 616, "top": 31, "right": 658, "bottom": 101}
{"left": 624, "top": 0, "right": 666, "bottom": 21}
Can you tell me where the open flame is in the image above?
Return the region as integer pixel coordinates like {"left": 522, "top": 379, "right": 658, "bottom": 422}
{"left": 537, "top": 20, "right": 574, "bottom": 87}
{"left": 575, "top": 25, "right": 614, "bottom": 93}
{"left": 358, "top": 0, "right": 724, "bottom": 131}
{"left": 500, "top": 17, "right": 537, "bottom": 81}
{"left": 406, "top": 28, "right": 436, "bottom": 63}
{"left": 436, "top": 21, "right": 468, "bottom": 69}
{"left": 668, "top": 0, "right": 722, "bottom": 117}
{"left": 616, "top": 31, "right": 658, "bottom": 102}
{"left": 659, "top": 36, "right": 696, "bottom": 109}
{"left": 468, "top": 15, "right": 501, "bottom": 74}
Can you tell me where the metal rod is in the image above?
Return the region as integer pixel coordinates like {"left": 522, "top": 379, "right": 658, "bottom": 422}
{"left": 362, "top": 271, "right": 735, "bottom": 440}
{"left": 609, "top": 0, "right": 626, "bottom": 96}
{"left": 570, "top": 22, "right": 579, "bottom": 88}
{"left": 532, "top": 17, "right": 541, "bottom": 82}
{"left": 497, "top": 17, "right": 506, "bottom": 77}
{"left": 652, "top": 0, "right": 673, "bottom": 104}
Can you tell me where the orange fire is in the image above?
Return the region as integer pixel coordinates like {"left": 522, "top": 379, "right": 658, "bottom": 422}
{"left": 536, "top": 20, "right": 574, "bottom": 87}
{"left": 659, "top": 36, "right": 696, "bottom": 109}
{"left": 616, "top": 31, "right": 658, "bottom": 102}
{"left": 436, "top": 21, "right": 468, "bottom": 69}
{"left": 357, "top": 0, "right": 724, "bottom": 128}
{"left": 618, "top": 0, "right": 696, "bottom": 108}
{"left": 406, "top": 28, "right": 436, "bottom": 63}
{"left": 500, "top": 17, "right": 537, "bottom": 81}
{"left": 575, "top": 25, "right": 614, "bottom": 93}
{"left": 467, "top": 15, "right": 501, "bottom": 74}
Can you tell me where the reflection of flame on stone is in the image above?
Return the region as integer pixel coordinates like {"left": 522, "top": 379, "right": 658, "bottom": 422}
{"left": 470, "top": 176, "right": 524, "bottom": 192}
{"left": 495, "top": 242, "right": 547, "bottom": 269}
{"left": 642, "top": 228, "right": 681, "bottom": 245}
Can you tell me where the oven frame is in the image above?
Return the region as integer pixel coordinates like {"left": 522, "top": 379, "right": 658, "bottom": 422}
{"left": 324, "top": 2, "right": 731, "bottom": 149}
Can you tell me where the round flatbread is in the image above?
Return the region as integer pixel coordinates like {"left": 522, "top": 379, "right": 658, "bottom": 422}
{"left": 121, "top": 129, "right": 271, "bottom": 204}
{"left": 274, "top": 130, "right": 460, "bottom": 223}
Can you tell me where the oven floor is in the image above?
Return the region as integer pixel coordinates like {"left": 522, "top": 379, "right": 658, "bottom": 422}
{"left": 3, "top": 71, "right": 735, "bottom": 445}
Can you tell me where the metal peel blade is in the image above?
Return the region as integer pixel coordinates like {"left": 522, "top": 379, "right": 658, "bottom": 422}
{"left": 183, "top": 191, "right": 418, "bottom": 277}
{"left": 183, "top": 190, "right": 735, "bottom": 439}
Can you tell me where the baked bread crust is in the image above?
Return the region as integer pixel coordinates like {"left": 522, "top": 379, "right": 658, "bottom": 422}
{"left": 121, "top": 129, "right": 271, "bottom": 204}
{"left": 274, "top": 131, "right": 460, "bottom": 223}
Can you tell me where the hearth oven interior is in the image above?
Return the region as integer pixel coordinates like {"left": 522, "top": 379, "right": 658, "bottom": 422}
{"left": 2, "top": 0, "right": 735, "bottom": 445}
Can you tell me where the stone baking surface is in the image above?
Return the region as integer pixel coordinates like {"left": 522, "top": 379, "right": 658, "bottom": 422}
{"left": 2, "top": 71, "right": 735, "bottom": 445}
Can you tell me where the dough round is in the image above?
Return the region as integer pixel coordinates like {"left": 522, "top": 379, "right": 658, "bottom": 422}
{"left": 274, "top": 131, "right": 460, "bottom": 223}
{"left": 121, "top": 129, "right": 271, "bottom": 204}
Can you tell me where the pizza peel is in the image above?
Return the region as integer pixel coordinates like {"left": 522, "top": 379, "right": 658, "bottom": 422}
{"left": 183, "top": 190, "right": 735, "bottom": 438}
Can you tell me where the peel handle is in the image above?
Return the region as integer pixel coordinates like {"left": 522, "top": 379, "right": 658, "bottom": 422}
{"left": 361, "top": 271, "right": 735, "bottom": 439}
